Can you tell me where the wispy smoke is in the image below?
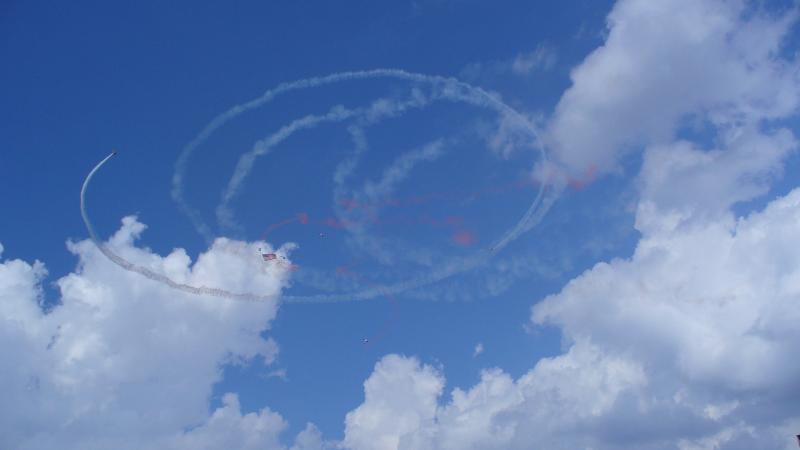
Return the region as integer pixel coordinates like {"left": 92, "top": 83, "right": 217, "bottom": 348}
{"left": 83, "top": 69, "right": 558, "bottom": 304}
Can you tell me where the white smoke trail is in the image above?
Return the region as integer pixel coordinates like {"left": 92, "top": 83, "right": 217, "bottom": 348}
{"left": 331, "top": 87, "right": 431, "bottom": 191}
{"left": 216, "top": 90, "right": 432, "bottom": 233}
{"left": 82, "top": 69, "right": 559, "bottom": 304}
{"left": 82, "top": 152, "right": 558, "bottom": 304}
{"left": 81, "top": 152, "right": 276, "bottom": 302}
{"left": 83, "top": 153, "right": 385, "bottom": 303}
{"left": 362, "top": 139, "right": 447, "bottom": 204}
{"left": 172, "top": 69, "right": 544, "bottom": 241}
{"left": 80, "top": 151, "right": 450, "bottom": 303}
{"left": 332, "top": 136, "right": 451, "bottom": 267}
{"left": 323, "top": 88, "right": 450, "bottom": 267}
{"left": 215, "top": 74, "right": 545, "bottom": 238}
{"left": 215, "top": 104, "right": 361, "bottom": 232}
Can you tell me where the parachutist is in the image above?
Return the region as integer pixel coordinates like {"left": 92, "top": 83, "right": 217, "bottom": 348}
{"left": 259, "top": 249, "right": 278, "bottom": 261}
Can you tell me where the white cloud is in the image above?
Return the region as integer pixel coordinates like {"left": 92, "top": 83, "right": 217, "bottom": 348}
{"left": 265, "top": 368, "right": 289, "bottom": 381}
{"left": 546, "top": 0, "right": 800, "bottom": 177}
{"left": 340, "top": 182, "right": 800, "bottom": 449}
{"left": 343, "top": 355, "right": 444, "bottom": 450}
{"left": 343, "top": 344, "right": 648, "bottom": 450}
{"left": 535, "top": 177, "right": 800, "bottom": 393}
{"left": 0, "top": 217, "right": 318, "bottom": 450}
{"left": 472, "top": 342, "right": 483, "bottom": 357}
{"left": 290, "top": 423, "right": 330, "bottom": 450}
{"left": 460, "top": 44, "right": 556, "bottom": 81}
{"left": 635, "top": 125, "right": 796, "bottom": 234}
{"left": 7, "top": 1, "right": 800, "bottom": 449}
{"left": 511, "top": 45, "right": 557, "bottom": 75}
{"left": 340, "top": 1, "right": 800, "bottom": 447}
{"left": 529, "top": 187, "right": 800, "bottom": 448}
{"left": 168, "top": 395, "right": 331, "bottom": 450}
{"left": 167, "top": 393, "right": 287, "bottom": 450}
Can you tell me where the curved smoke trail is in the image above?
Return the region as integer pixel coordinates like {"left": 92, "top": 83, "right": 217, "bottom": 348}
{"left": 81, "top": 152, "right": 277, "bottom": 302}
{"left": 216, "top": 91, "right": 431, "bottom": 233}
{"left": 83, "top": 69, "right": 562, "bottom": 304}
{"left": 173, "top": 68, "right": 547, "bottom": 242}
{"left": 83, "top": 150, "right": 560, "bottom": 304}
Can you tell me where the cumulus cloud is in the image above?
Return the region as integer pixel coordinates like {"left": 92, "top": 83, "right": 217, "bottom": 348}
{"left": 341, "top": 182, "right": 800, "bottom": 449}
{"left": 7, "top": 1, "right": 800, "bottom": 448}
{"left": 530, "top": 188, "right": 800, "bottom": 448}
{"left": 340, "top": 1, "right": 800, "bottom": 448}
{"left": 0, "top": 217, "right": 319, "bottom": 450}
{"left": 343, "top": 355, "right": 444, "bottom": 450}
{"left": 168, "top": 393, "right": 288, "bottom": 450}
{"left": 343, "top": 344, "right": 648, "bottom": 449}
{"left": 635, "top": 125, "right": 796, "bottom": 233}
{"left": 546, "top": 0, "right": 800, "bottom": 177}
{"left": 168, "top": 394, "right": 329, "bottom": 450}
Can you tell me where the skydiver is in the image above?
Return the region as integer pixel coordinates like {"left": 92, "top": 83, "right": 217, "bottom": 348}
{"left": 361, "top": 338, "right": 369, "bottom": 344}
{"left": 258, "top": 248, "right": 277, "bottom": 261}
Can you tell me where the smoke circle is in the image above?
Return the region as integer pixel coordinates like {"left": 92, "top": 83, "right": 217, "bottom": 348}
{"left": 83, "top": 70, "right": 562, "bottom": 304}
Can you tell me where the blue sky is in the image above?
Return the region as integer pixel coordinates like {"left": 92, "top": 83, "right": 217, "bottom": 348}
{"left": 2, "top": 1, "right": 800, "bottom": 449}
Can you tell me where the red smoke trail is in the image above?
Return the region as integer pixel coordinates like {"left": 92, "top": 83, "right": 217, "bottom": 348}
{"left": 566, "top": 165, "right": 597, "bottom": 191}
{"left": 337, "top": 176, "right": 542, "bottom": 212}
{"left": 451, "top": 230, "right": 476, "bottom": 246}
